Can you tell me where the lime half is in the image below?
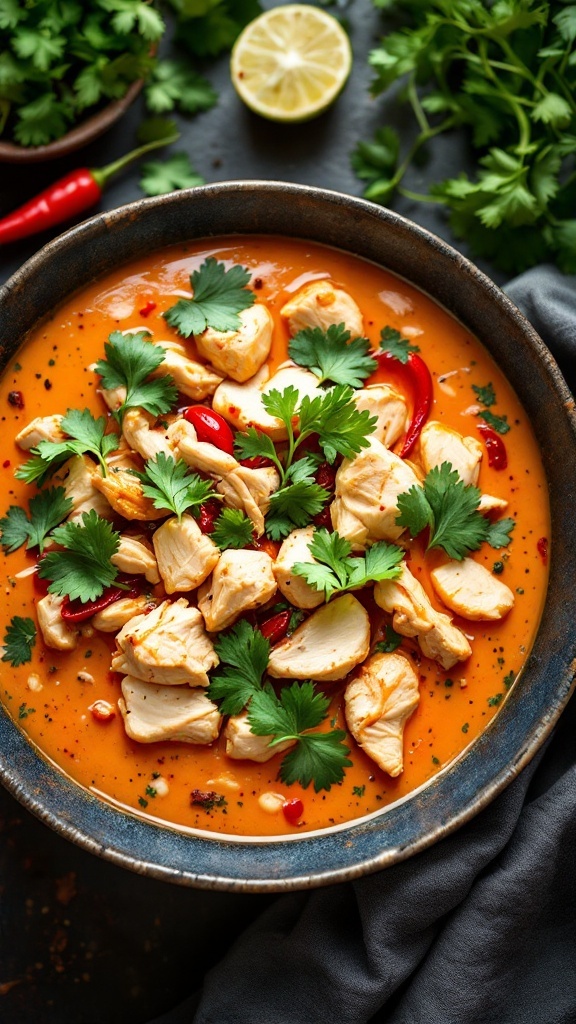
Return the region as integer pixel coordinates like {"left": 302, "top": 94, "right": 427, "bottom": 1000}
{"left": 230, "top": 4, "right": 353, "bottom": 123}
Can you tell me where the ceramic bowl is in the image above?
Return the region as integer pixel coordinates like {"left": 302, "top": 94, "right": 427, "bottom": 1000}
{"left": 0, "top": 181, "right": 574, "bottom": 891}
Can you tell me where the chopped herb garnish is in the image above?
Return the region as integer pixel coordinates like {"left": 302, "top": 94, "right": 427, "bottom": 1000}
{"left": 164, "top": 257, "right": 256, "bottom": 336}
{"left": 211, "top": 507, "right": 254, "bottom": 549}
{"left": 378, "top": 326, "right": 420, "bottom": 363}
{"left": 477, "top": 410, "right": 511, "bottom": 435}
{"left": 2, "top": 616, "right": 36, "bottom": 668}
{"left": 472, "top": 382, "right": 496, "bottom": 407}
{"left": 374, "top": 625, "right": 403, "bottom": 653}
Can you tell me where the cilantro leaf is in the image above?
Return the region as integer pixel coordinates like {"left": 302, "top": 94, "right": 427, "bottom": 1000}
{"left": 477, "top": 410, "right": 511, "bottom": 435}
{"left": 0, "top": 487, "right": 73, "bottom": 554}
{"left": 265, "top": 479, "right": 329, "bottom": 541}
{"left": 233, "top": 427, "right": 281, "bottom": 474}
{"left": 2, "top": 616, "right": 36, "bottom": 668}
{"left": 374, "top": 625, "right": 403, "bottom": 653}
{"left": 38, "top": 509, "right": 121, "bottom": 604}
{"left": 346, "top": 541, "right": 405, "bottom": 588}
{"left": 163, "top": 257, "right": 256, "bottom": 336}
{"left": 17, "top": 408, "right": 120, "bottom": 481}
{"left": 396, "top": 462, "right": 512, "bottom": 560}
{"left": 486, "top": 517, "right": 516, "bottom": 550}
{"left": 295, "top": 385, "right": 377, "bottom": 464}
{"left": 144, "top": 58, "right": 217, "bottom": 115}
{"left": 248, "top": 682, "right": 352, "bottom": 792}
{"left": 472, "top": 382, "right": 496, "bottom": 407}
{"left": 288, "top": 323, "right": 377, "bottom": 388}
{"left": 135, "top": 453, "right": 215, "bottom": 521}
{"left": 94, "top": 331, "right": 177, "bottom": 425}
{"left": 140, "top": 152, "right": 205, "bottom": 197}
{"left": 293, "top": 528, "right": 403, "bottom": 600}
{"left": 211, "top": 507, "right": 254, "bottom": 549}
{"left": 379, "top": 326, "right": 420, "bottom": 363}
{"left": 208, "top": 620, "right": 270, "bottom": 715}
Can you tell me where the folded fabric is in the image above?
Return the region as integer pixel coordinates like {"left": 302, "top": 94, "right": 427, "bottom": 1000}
{"left": 148, "top": 268, "right": 576, "bottom": 1024}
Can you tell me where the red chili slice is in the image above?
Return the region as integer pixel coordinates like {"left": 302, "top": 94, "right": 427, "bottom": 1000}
{"left": 315, "top": 461, "right": 336, "bottom": 492}
{"left": 183, "top": 405, "right": 235, "bottom": 455}
{"left": 197, "top": 498, "right": 221, "bottom": 534}
{"left": 477, "top": 423, "right": 508, "bottom": 469}
{"left": 240, "top": 455, "right": 275, "bottom": 470}
{"left": 60, "top": 576, "right": 141, "bottom": 624}
{"left": 282, "top": 798, "right": 304, "bottom": 825}
{"left": 375, "top": 350, "right": 433, "bottom": 457}
{"left": 139, "top": 300, "right": 157, "bottom": 318}
{"left": 259, "top": 610, "right": 291, "bottom": 645}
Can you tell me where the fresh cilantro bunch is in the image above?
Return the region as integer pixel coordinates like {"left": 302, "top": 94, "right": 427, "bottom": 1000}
{"left": 293, "top": 528, "right": 405, "bottom": 601}
{"left": 165, "top": 0, "right": 262, "bottom": 58}
{"left": 164, "top": 257, "right": 256, "bottom": 336}
{"left": 16, "top": 408, "right": 119, "bottom": 484}
{"left": 235, "top": 384, "right": 377, "bottom": 539}
{"left": 354, "top": 0, "right": 576, "bottom": 274}
{"left": 94, "top": 331, "right": 178, "bottom": 426}
{"left": 0, "top": 0, "right": 163, "bottom": 146}
{"left": 288, "top": 323, "right": 378, "bottom": 388}
{"left": 396, "top": 462, "right": 515, "bottom": 560}
{"left": 135, "top": 453, "right": 216, "bottom": 521}
{"left": 208, "top": 620, "right": 352, "bottom": 791}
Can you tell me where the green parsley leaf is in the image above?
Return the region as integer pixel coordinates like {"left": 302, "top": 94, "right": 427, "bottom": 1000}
{"left": 163, "top": 257, "right": 256, "bottom": 337}
{"left": 208, "top": 620, "right": 270, "bottom": 716}
{"left": 293, "top": 528, "right": 404, "bottom": 600}
{"left": 0, "top": 487, "right": 73, "bottom": 554}
{"left": 379, "top": 326, "right": 419, "bottom": 363}
{"left": 140, "top": 152, "right": 205, "bottom": 197}
{"left": 135, "top": 453, "right": 215, "bottom": 521}
{"left": 248, "top": 681, "right": 352, "bottom": 792}
{"left": 477, "top": 410, "right": 511, "bottom": 435}
{"left": 2, "top": 615, "right": 36, "bottom": 667}
{"left": 288, "top": 323, "right": 377, "bottom": 388}
{"left": 144, "top": 58, "right": 217, "bottom": 115}
{"left": 17, "top": 408, "right": 119, "bottom": 482}
{"left": 94, "top": 331, "right": 177, "bottom": 425}
{"left": 396, "top": 462, "right": 514, "bottom": 560}
{"left": 38, "top": 509, "right": 121, "bottom": 604}
{"left": 211, "top": 507, "right": 254, "bottom": 549}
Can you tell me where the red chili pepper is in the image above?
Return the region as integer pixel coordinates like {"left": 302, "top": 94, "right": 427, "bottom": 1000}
{"left": 0, "top": 133, "right": 178, "bottom": 246}
{"left": 282, "top": 798, "right": 304, "bottom": 825}
{"left": 139, "top": 300, "right": 157, "bottom": 318}
{"left": 60, "top": 576, "right": 141, "bottom": 624}
{"left": 259, "top": 610, "right": 291, "bottom": 645}
{"left": 198, "top": 498, "right": 221, "bottom": 534}
{"left": 183, "top": 405, "right": 235, "bottom": 455}
{"left": 376, "top": 350, "right": 433, "bottom": 457}
{"left": 537, "top": 537, "right": 548, "bottom": 565}
{"left": 477, "top": 423, "right": 508, "bottom": 470}
{"left": 240, "top": 455, "right": 274, "bottom": 470}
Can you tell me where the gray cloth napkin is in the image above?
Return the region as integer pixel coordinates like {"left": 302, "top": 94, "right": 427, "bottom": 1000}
{"left": 149, "top": 266, "right": 576, "bottom": 1024}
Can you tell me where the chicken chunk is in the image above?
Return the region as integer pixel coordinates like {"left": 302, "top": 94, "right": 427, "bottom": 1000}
{"left": 212, "top": 363, "right": 324, "bottom": 441}
{"left": 224, "top": 711, "right": 296, "bottom": 763}
{"left": 195, "top": 304, "right": 274, "bottom": 382}
{"left": 92, "top": 450, "right": 165, "bottom": 521}
{"left": 273, "top": 526, "right": 325, "bottom": 610}
{"left": 344, "top": 652, "right": 420, "bottom": 777}
{"left": 280, "top": 280, "right": 364, "bottom": 338}
{"left": 152, "top": 514, "right": 220, "bottom": 593}
{"left": 119, "top": 677, "right": 221, "bottom": 744}
{"left": 15, "top": 414, "right": 64, "bottom": 451}
{"left": 430, "top": 558, "right": 515, "bottom": 621}
{"left": 122, "top": 408, "right": 172, "bottom": 461}
{"left": 152, "top": 339, "right": 223, "bottom": 399}
{"left": 419, "top": 421, "right": 483, "bottom": 485}
{"left": 54, "top": 454, "right": 114, "bottom": 522}
{"left": 92, "top": 596, "right": 155, "bottom": 632}
{"left": 331, "top": 436, "right": 422, "bottom": 549}
{"left": 111, "top": 535, "right": 160, "bottom": 585}
{"left": 111, "top": 598, "right": 218, "bottom": 686}
{"left": 197, "top": 549, "right": 277, "bottom": 632}
{"left": 268, "top": 594, "right": 370, "bottom": 682}
{"left": 374, "top": 565, "right": 472, "bottom": 670}
{"left": 354, "top": 385, "right": 408, "bottom": 449}
{"left": 36, "top": 594, "right": 79, "bottom": 651}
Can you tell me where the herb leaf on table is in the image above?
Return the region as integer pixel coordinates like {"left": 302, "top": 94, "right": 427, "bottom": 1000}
{"left": 140, "top": 153, "right": 205, "bottom": 196}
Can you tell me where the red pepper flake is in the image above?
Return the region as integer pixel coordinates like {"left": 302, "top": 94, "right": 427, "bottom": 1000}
{"left": 2, "top": 460, "right": 10, "bottom": 468}
{"left": 259, "top": 610, "right": 291, "bottom": 645}
{"left": 313, "top": 506, "right": 333, "bottom": 530}
{"left": 537, "top": 537, "right": 548, "bottom": 565}
{"left": 477, "top": 423, "right": 508, "bottom": 470}
{"left": 8, "top": 390, "right": 24, "bottom": 409}
{"left": 198, "top": 498, "right": 221, "bottom": 534}
{"left": 88, "top": 700, "right": 116, "bottom": 723}
{"left": 139, "top": 300, "right": 157, "bottom": 318}
{"left": 282, "top": 798, "right": 304, "bottom": 825}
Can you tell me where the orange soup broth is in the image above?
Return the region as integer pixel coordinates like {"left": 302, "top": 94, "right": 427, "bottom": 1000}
{"left": 0, "top": 236, "right": 550, "bottom": 837}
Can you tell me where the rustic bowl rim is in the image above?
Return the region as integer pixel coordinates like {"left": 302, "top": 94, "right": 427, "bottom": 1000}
{"left": 0, "top": 180, "right": 574, "bottom": 892}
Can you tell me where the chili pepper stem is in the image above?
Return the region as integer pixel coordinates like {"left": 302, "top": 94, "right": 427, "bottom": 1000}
{"left": 91, "top": 132, "right": 179, "bottom": 190}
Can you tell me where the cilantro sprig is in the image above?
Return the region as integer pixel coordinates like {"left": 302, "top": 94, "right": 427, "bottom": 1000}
{"left": 207, "top": 620, "right": 351, "bottom": 791}
{"left": 288, "top": 323, "right": 378, "bottom": 388}
{"left": 0, "top": 487, "right": 72, "bottom": 554}
{"left": 16, "top": 408, "right": 119, "bottom": 484}
{"left": 135, "top": 453, "right": 216, "bottom": 521}
{"left": 396, "top": 462, "right": 515, "bottom": 560}
{"left": 163, "top": 257, "right": 256, "bottom": 336}
{"left": 379, "top": 326, "right": 420, "bottom": 363}
{"left": 94, "top": 331, "right": 178, "bottom": 426}
{"left": 2, "top": 616, "right": 36, "bottom": 668}
{"left": 140, "top": 152, "right": 205, "bottom": 197}
{"left": 38, "top": 509, "right": 121, "bottom": 604}
{"left": 293, "top": 528, "right": 404, "bottom": 601}
{"left": 211, "top": 508, "right": 254, "bottom": 549}
{"left": 234, "top": 385, "right": 376, "bottom": 539}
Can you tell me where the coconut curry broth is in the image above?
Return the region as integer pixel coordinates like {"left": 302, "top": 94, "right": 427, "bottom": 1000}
{"left": 0, "top": 236, "right": 549, "bottom": 837}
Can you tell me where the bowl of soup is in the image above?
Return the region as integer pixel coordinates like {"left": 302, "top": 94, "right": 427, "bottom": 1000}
{"left": 0, "top": 181, "right": 574, "bottom": 891}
